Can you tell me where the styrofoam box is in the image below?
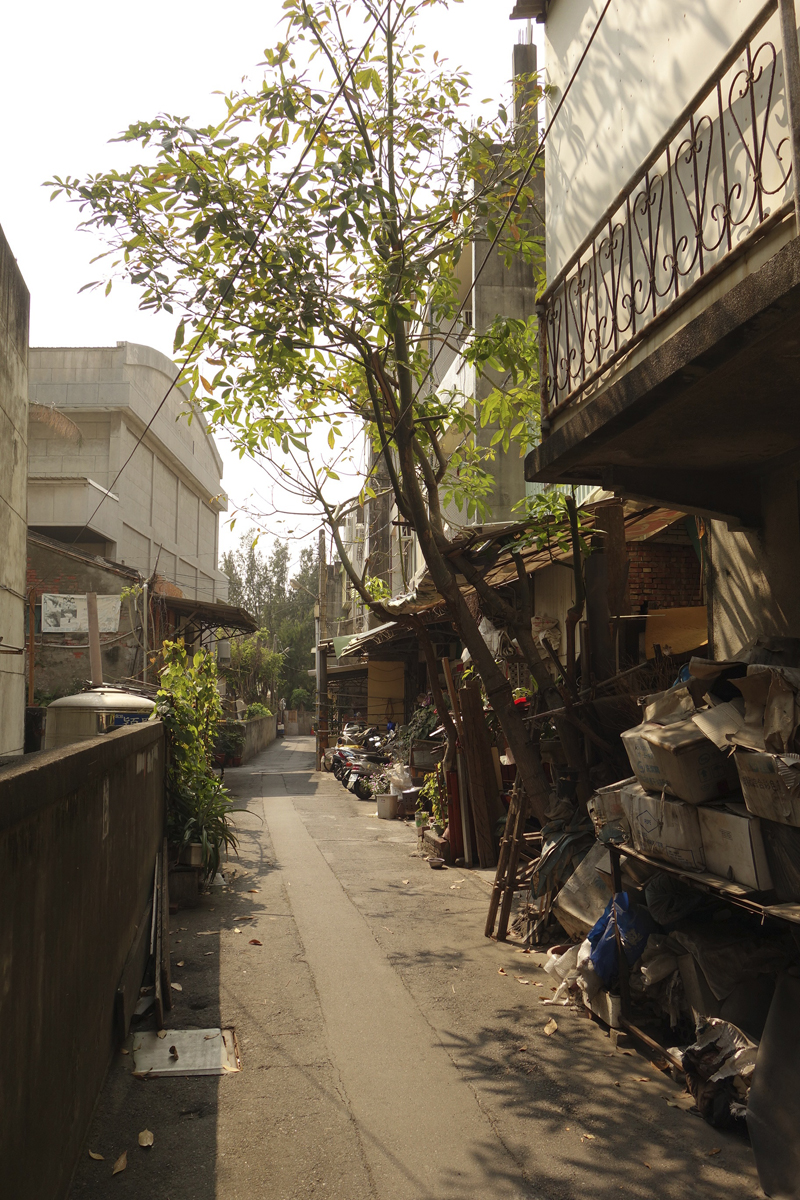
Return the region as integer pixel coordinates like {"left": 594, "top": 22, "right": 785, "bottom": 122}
{"left": 641, "top": 717, "right": 739, "bottom": 804}
{"left": 620, "top": 723, "right": 669, "bottom": 792}
{"left": 697, "top": 802, "right": 773, "bottom": 891}
{"left": 587, "top": 777, "right": 634, "bottom": 839}
{"left": 620, "top": 781, "right": 705, "bottom": 872}
{"left": 735, "top": 750, "right": 800, "bottom": 827}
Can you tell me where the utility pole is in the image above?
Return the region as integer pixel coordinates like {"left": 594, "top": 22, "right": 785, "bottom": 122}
{"left": 316, "top": 528, "right": 329, "bottom": 769}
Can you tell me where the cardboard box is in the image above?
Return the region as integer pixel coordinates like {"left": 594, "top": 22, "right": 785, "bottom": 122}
{"left": 552, "top": 842, "right": 611, "bottom": 940}
{"left": 735, "top": 750, "right": 800, "bottom": 827}
{"left": 620, "top": 781, "right": 705, "bottom": 872}
{"left": 620, "top": 723, "right": 669, "bottom": 792}
{"left": 587, "top": 778, "right": 634, "bottom": 841}
{"left": 697, "top": 802, "right": 773, "bottom": 891}
{"left": 642, "top": 717, "right": 739, "bottom": 804}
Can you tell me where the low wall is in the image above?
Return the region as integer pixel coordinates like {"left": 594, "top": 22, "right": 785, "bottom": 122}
{"left": 241, "top": 712, "right": 278, "bottom": 762}
{"left": 0, "top": 721, "right": 166, "bottom": 1200}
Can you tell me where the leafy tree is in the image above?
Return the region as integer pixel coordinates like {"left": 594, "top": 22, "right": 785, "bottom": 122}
{"left": 53, "top": 0, "right": 570, "bottom": 820}
{"left": 222, "top": 531, "right": 318, "bottom": 702}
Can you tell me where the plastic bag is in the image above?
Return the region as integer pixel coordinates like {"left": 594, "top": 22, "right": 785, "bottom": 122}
{"left": 587, "top": 893, "right": 657, "bottom": 988}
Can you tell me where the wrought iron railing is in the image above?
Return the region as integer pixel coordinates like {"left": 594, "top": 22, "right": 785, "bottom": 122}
{"left": 539, "top": 0, "right": 797, "bottom": 424}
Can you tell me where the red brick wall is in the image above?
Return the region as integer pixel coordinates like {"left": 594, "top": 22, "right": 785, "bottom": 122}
{"left": 627, "top": 542, "right": 701, "bottom": 610}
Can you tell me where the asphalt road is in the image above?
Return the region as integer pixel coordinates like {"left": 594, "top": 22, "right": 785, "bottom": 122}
{"left": 68, "top": 735, "right": 761, "bottom": 1199}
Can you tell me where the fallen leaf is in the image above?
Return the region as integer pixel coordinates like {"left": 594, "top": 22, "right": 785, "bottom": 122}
{"left": 581, "top": 1133, "right": 596, "bottom": 1142}
{"left": 498, "top": 968, "right": 507, "bottom": 976}
{"left": 534, "top": 982, "right": 542, "bottom": 987}
{"left": 88, "top": 1151, "right": 104, "bottom": 1161}
{"left": 157, "top": 1029, "right": 167, "bottom": 1039}
{"left": 634, "top": 1076, "right": 650, "bottom": 1083}
{"left": 543, "top": 1018, "right": 558, "bottom": 1036}
{"left": 249, "top": 939, "right": 263, "bottom": 946}
{"left": 402, "top": 880, "right": 409, "bottom": 885}
{"left": 644, "top": 1163, "right": 651, "bottom": 1169}
{"left": 138, "top": 1130, "right": 154, "bottom": 1149}
{"left": 171, "top": 982, "right": 183, "bottom": 992}
{"left": 233, "top": 928, "right": 242, "bottom": 934}
{"left": 112, "top": 1151, "right": 127, "bottom": 1175}
{"left": 176, "top": 961, "right": 185, "bottom": 967}
{"left": 204, "top": 1032, "right": 220, "bottom": 1040}
{"left": 516, "top": 977, "right": 531, "bottom": 985}
{"left": 708, "top": 1148, "right": 721, "bottom": 1157}
{"left": 248, "top": 888, "right": 259, "bottom": 893}
{"left": 517, "top": 1046, "right": 528, "bottom": 1053}
{"left": 614, "top": 1081, "right": 621, "bottom": 1087}
{"left": 204, "top": 951, "right": 213, "bottom": 956}
{"left": 120, "top": 1048, "right": 129, "bottom": 1055}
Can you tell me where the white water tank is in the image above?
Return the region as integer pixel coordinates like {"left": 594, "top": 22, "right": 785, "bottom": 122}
{"left": 43, "top": 687, "right": 156, "bottom": 751}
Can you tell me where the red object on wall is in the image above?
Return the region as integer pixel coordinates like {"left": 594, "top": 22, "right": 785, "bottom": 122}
{"left": 445, "top": 770, "right": 464, "bottom": 862}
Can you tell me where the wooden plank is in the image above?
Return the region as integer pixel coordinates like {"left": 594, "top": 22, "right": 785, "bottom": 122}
{"left": 160, "top": 836, "right": 172, "bottom": 1007}
{"left": 459, "top": 685, "right": 497, "bottom": 868}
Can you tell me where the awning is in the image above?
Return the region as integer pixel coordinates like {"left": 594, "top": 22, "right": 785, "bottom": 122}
{"left": 162, "top": 596, "right": 257, "bottom": 636}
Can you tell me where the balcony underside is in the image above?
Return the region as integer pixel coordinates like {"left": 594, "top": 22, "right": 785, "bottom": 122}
{"left": 526, "top": 235, "right": 800, "bottom": 528}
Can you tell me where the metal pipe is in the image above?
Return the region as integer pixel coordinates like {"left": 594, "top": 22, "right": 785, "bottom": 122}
{"left": 86, "top": 592, "right": 103, "bottom": 686}
{"left": 142, "top": 582, "right": 149, "bottom": 685}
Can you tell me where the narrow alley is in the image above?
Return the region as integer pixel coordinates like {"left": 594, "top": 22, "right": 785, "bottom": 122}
{"left": 69, "top": 737, "right": 759, "bottom": 1200}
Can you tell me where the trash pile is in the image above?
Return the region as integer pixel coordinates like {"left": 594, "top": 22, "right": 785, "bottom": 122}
{"left": 540, "top": 651, "right": 800, "bottom": 1160}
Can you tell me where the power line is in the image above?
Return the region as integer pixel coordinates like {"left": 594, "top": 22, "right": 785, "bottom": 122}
{"left": 68, "top": 0, "right": 393, "bottom": 554}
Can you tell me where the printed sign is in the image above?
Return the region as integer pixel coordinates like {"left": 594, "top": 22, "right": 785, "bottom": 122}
{"left": 41, "top": 594, "right": 122, "bottom": 633}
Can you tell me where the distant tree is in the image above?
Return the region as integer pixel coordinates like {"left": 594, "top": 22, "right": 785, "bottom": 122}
{"left": 222, "top": 531, "right": 318, "bottom": 702}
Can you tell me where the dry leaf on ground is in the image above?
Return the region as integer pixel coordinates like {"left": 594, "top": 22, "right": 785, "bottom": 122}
{"left": 138, "top": 1130, "right": 154, "bottom": 1148}
{"left": 543, "top": 1018, "right": 558, "bottom": 1036}
{"left": 708, "top": 1148, "right": 721, "bottom": 1156}
{"left": 498, "top": 968, "right": 507, "bottom": 975}
{"left": 112, "top": 1151, "right": 127, "bottom": 1175}
{"left": 402, "top": 880, "right": 409, "bottom": 885}
{"left": 120, "top": 1048, "right": 129, "bottom": 1055}
{"left": 157, "top": 1029, "right": 167, "bottom": 1039}
{"left": 176, "top": 961, "right": 184, "bottom": 967}
{"left": 249, "top": 939, "right": 263, "bottom": 946}
{"left": 581, "top": 1133, "right": 596, "bottom": 1142}
{"left": 171, "top": 982, "right": 183, "bottom": 992}
{"left": 88, "top": 1151, "right": 104, "bottom": 1161}
{"left": 516, "top": 977, "right": 530, "bottom": 985}
{"left": 248, "top": 889, "right": 259, "bottom": 893}
{"left": 233, "top": 928, "right": 242, "bottom": 934}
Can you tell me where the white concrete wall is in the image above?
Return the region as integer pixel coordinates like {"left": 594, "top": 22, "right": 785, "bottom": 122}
{"left": 28, "top": 343, "right": 229, "bottom": 600}
{"left": 544, "top": 0, "right": 791, "bottom": 280}
{"left": 0, "top": 227, "right": 30, "bottom": 755}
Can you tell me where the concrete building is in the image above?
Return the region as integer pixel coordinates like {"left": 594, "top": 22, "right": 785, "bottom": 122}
{"left": 523, "top": 0, "right": 800, "bottom": 658}
{"left": 0, "top": 225, "right": 30, "bottom": 757}
{"left": 28, "top": 342, "right": 229, "bottom": 602}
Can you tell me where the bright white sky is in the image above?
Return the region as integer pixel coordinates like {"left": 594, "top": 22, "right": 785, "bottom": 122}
{"left": 3, "top": 1, "right": 543, "bottom": 561}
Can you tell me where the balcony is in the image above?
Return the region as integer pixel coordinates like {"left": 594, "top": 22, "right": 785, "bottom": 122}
{"left": 526, "top": 1, "right": 800, "bottom": 527}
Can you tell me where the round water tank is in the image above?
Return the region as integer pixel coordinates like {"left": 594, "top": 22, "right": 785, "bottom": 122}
{"left": 43, "top": 687, "right": 156, "bottom": 751}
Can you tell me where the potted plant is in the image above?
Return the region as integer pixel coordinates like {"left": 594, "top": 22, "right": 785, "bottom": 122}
{"left": 215, "top": 719, "right": 246, "bottom": 767}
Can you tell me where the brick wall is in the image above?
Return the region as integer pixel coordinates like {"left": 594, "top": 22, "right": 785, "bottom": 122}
{"left": 627, "top": 542, "right": 701, "bottom": 609}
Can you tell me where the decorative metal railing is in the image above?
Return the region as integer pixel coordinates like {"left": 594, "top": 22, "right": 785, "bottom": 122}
{"left": 539, "top": 0, "right": 797, "bottom": 424}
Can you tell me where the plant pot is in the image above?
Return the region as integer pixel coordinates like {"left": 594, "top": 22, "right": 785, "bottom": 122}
{"left": 179, "top": 842, "right": 204, "bottom": 868}
{"left": 168, "top": 865, "right": 202, "bottom": 908}
{"left": 376, "top": 793, "right": 399, "bottom": 820}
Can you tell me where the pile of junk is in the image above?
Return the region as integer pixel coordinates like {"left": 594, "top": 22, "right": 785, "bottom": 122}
{"left": 521, "top": 643, "right": 800, "bottom": 1197}
{"left": 322, "top": 707, "right": 447, "bottom": 827}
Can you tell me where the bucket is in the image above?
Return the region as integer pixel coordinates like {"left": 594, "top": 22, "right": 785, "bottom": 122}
{"left": 376, "top": 793, "right": 399, "bottom": 820}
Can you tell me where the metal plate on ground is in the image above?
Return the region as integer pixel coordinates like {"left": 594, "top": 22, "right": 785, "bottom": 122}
{"left": 132, "top": 1028, "right": 240, "bottom": 1077}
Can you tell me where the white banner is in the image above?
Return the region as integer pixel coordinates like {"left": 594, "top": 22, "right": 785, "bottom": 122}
{"left": 41, "top": 594, "right": 121, "bottom": 634}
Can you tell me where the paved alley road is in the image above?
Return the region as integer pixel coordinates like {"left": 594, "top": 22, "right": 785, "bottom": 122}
{"left": 69, "top": 737, "right": 760, "bottom": 1200}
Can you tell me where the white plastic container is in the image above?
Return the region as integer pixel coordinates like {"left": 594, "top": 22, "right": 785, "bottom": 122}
{"left": 376, "top": 793, "right": 399, "bottom": 820}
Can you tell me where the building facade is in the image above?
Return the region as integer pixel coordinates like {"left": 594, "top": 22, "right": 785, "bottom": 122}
{"left": 0, "top": 225, "right": 30, "bottom": 757}
{"left": 28, "top": 341, "right": 229, "bottom": 602}
{"left": 524, "top": 0, "right": 800, "bottom": 658}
